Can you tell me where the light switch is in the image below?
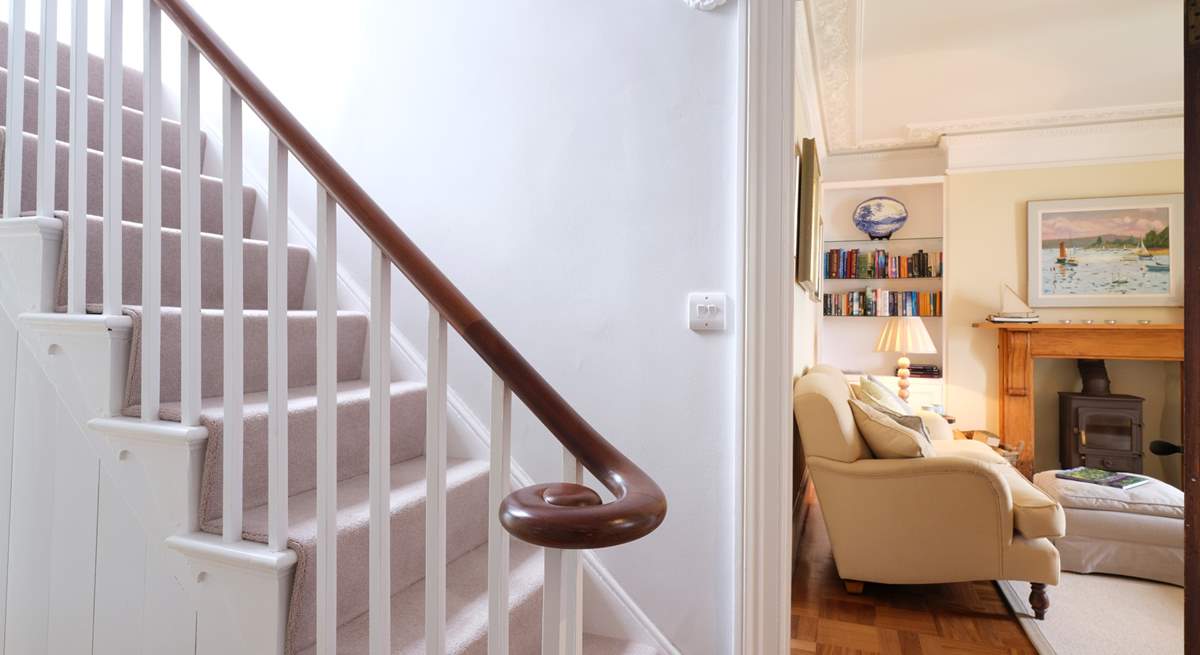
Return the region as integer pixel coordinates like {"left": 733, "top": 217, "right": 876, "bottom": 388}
{"left": 688, "top": 292, "right": 727, "bottom": 331}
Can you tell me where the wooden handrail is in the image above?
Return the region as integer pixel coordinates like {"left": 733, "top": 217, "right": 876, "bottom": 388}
{"left": 152, "top": 0, "right": 666, "bottom": 549}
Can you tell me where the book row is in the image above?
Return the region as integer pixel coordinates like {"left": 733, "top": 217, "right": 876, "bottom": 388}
{"left": 824, "top": 248, "right": 943, "bottom": 279}
{"left": 823, "top": 289, "right": 943, "bottom": 317}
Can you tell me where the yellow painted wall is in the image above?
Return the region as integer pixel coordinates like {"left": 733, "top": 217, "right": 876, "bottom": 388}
{"left": 945, "top": 159, "right": 1184, "bottom": 485}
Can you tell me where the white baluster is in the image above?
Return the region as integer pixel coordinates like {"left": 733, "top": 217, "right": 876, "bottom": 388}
{"left": 266, "top": 133, "right": 289, "bottom": 552}
{"left": 140, "top": 0, "right": 161, "bottom": 420}
{"left": 426, "top": 307, "right": 447, "bottom": 655}
{"left": 179, "top": 38, "right": 201, "bottom": 426}
{"left": 488, "top": 374, "right": 512, "bottom": 655}
{"left": 368, "top": 246, "right": 391, "bottom": 655}
{"left": 35, "top": 0, "right": 57, "bottom": 218}
{"left": 102, "top": 0, "right": 123, "bottom": 316}
{"left": 315, "top": 187, "right": 338, "bottom": 654}
{"left": 3, "top": 0, "right": 25, "bottom": 217}
{"left": 222, "top": 82, "right": 244, "bottom": 542}
{"left": 66, "top": 0, "right": 86, "bottom": 313}
{"left": 542, "top": 451, "right": 583, "bottom": 655}
{"left": 562, "top": 451, "right": 583, "bottom": 655}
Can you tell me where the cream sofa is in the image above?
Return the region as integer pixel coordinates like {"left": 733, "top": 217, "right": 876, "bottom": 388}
{"left": 793, "top": 365, "right": 1065, "bottom": 619}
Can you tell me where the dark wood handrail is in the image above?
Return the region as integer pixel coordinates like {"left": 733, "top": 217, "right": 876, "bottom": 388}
{"left": 153, "top": 0, "right": 666, "bottom": 549}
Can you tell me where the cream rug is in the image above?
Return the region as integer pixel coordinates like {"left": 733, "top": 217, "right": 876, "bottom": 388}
{"left": 999, "top": 573, "right": 1183, "bottom": 655}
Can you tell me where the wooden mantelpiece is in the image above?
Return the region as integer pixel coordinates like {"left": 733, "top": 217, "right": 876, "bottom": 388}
{"left": 972, "top": 322, "right": 1184, "bottom": 476}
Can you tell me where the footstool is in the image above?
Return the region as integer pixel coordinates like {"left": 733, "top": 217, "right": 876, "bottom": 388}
{"left": 1033, "top": 471, "right": 1183, "bottom": 586}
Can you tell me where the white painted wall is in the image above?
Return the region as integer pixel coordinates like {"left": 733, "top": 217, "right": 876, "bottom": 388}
{"left": 183, "top": 2, "right": 741, "bottom": 652}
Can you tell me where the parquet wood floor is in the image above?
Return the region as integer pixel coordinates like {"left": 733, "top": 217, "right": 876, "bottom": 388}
{"left": 790, "top": 484, "right": 1037, "bottom": 655}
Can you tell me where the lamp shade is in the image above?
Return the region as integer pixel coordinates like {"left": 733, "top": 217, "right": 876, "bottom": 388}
{"left": 874, "top": 317, "right": 937, "bottom": 354}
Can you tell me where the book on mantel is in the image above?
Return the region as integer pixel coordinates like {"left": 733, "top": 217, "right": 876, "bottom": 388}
{"left": 987, "top": 285, "right": 1039, "bottom": 323}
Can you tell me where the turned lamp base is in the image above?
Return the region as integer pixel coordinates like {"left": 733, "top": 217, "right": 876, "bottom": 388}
{"left": 896, "top": 354, "right": 911, "bottom": 401}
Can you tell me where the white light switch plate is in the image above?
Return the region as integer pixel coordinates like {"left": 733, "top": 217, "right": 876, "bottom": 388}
{"left": 688, "top": 292, "right": 727, "bottom": 331}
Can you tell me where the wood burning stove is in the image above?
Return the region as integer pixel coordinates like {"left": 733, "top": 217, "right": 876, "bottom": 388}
{"left": 1058, "top": 359, "right": 1144, "bottom": 473}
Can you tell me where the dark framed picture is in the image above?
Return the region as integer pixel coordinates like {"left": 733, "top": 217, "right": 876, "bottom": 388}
{"left": 795, "top": 138, "right": 822, "bottom": 300}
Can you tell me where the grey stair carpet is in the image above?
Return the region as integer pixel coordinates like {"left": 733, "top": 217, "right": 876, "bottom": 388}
{"left": 5, "top": 21, "right": 660, "bottom": 655}
{"left": 0, "top": 128, "right": 251, "bottom": 236}
{"left": 0, "top": 67, "right": 194, "bottom": 167}
{"left": 54, "top": 213, "right": 307, "bottom": 310}
{"left": 0, "top": 20, "right": 143, "bottom": 110}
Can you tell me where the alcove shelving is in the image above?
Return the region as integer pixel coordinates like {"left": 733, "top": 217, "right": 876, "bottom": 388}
{"left": 817, "top": 177, "right": 947, "bottom": 403}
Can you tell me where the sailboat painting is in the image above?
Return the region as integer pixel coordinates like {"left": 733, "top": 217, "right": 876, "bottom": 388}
{"left": 1027, "top": 195, "right": 1183, "bottom": 307}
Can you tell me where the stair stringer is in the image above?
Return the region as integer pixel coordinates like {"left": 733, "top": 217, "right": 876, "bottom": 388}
{"left": 0, "top": 217, "right": 293, "bottom": 655}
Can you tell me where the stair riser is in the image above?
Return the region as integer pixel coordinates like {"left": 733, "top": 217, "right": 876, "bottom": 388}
{"left": 198, "top": 385, "right": 427, "bottom": 522}
{"left": 0, "top": 25, "right": 143, "bottom": 110}
{"left": 0, "top": 68, "right": 192, "bottom": 167}
{"left": 285, "top": 465, "right": 490, "bottom": 652}
{"left": 123, "top": 310, "right": 369, "bottom": 408}
{"left": 54, "top": 216, "right": 309, "bottom": 310}
{"left": 2, "top": 129, "right": 254, "bottom": 236}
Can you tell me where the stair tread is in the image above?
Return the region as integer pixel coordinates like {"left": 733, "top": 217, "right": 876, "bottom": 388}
{"left": 0, "top": 23, "right": 145, "bottom": 110}
{"left": 216, "top": 455, "right": 487, "bottom": 540}
{"left": 0, "top": 67, "right": 193, "bottom": 167}
{"left": 54, "top": 213, "right": 310, "bottom": 311}
{"left": 295, "top": 539, "right": 544, "bottom": 655}
{"left": 142, "top": 378, "right": 421, "bottom": 420}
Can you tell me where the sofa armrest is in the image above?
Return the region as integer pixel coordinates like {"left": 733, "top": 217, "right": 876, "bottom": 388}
{"left": 916, "top": 410, "right": 954, "bottom": 441}
{"left": 806, "top": 455, "right": 1016, "bottom": 584}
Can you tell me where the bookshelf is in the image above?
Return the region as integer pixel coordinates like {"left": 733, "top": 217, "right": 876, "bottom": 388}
{"left": 817, "top": 177, "right": 947, "bottom": 398}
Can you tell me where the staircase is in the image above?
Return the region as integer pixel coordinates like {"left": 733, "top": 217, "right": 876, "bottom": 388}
{"left": 0, "top": 1, "right": 665, "bottom": 654}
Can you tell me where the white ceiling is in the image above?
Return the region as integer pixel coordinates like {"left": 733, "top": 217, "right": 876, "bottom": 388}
{"left": 802, "top": 0, "right": 1183, "bottom": 154}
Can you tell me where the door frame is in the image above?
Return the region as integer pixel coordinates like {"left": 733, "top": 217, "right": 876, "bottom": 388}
{"left": 736, "top": 0, "right": 796, "bottom": 653}
{"left": 1182, "top": 2, "right": 1198, "bottom": 650}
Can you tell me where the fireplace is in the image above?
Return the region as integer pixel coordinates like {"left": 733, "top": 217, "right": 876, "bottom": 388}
{"left": 1058, "top": 359, "right": 1144, "bottom": 473}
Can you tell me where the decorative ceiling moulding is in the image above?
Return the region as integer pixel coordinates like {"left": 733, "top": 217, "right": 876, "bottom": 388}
{"left": 907, "top": 102, "right": 1185, "bottom": 143}
{"left": 682, "top": 0, "right": 727, "bottom": 10}
{"left": 942, "top": 116, "right": 1184, "bottom": 173}
{"left": 805, "top": 0, "right": 859, "bottom": 153}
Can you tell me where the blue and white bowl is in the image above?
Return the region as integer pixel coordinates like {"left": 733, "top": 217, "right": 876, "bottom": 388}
{"left": 852, "top": 196, "right": 908, "bottom": 240}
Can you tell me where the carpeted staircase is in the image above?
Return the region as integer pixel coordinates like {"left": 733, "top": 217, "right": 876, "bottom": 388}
{"left": 0, "top": 21, "right": 658, "bottom": 655}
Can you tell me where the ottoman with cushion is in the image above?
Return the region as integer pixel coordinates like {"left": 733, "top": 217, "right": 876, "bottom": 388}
{"left": 1032, "top": 471, "right": 1183, "bottom": 586}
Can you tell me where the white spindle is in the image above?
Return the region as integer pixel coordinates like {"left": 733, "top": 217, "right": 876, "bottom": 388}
{"left": 140, "top": 0, "right": 162, "bottom": 420}
{"left": 542, "top": 452, "right": 583, "bottom": 655}
{"left": 487, "top": 374, "right": 512, "bottom": 655}
{"left": 266, "top": 134, "right": 289, "bottom": 552}
{"left": 3, "top": 0, "right": 25, "bottom": 217}
{"left": 368, "top": 246, "right": 392, "bottom": 655}
{"left": 102, "top": 0, "right": 123, "bottom": 315}
{"left": 35, "top": 0, "right": 57, "bottom": 217}
{"left": 426, "top": 307, "right": 448, "bottom": 655}
{"left": 315, "top": 187, "right": 338, "bottom": 654}
{"left": 562, "top": 452, "right": 583, "bottom": 655}
{"left": 221, "top": 83, "right": 244, "bottom": 542}
{"left": 179, "top": 39, "right": 201, "bottom": 426}
{"left": 66, "top": 0, "right": 86, "bottom": 313}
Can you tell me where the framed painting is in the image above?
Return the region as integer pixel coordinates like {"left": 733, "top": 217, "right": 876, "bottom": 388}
{"left": 1027, "top": 194, "right": 1184, "bottom": 307}
{"left": 795, "top": 138, "right": 822, "bottom": 300}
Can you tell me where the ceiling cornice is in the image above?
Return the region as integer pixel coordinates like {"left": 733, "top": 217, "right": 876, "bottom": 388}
{"left": 805, "top": 0, "right": 1184, "bottom": 156}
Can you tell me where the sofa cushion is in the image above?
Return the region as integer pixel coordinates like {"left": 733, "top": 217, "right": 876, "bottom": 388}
{"left": 857, "top": 375, "right": 911, "bottom": 415}
{"left": 848, "top": 399, "right": 933, "bottom": 459}
{"left": 794, "top": 370, "right": 871, "bottom": 463}
{"left": 915, "top": 410, "right": 954, "bottom": 442}
{"left": 852, "top": 387, "right": 931, "bottom": 444}
{"left": 930, "top": 439, "right": 1008, "bottom": 464}
{"left": 996, "top": 466, "right": 1065, "bottom": 539}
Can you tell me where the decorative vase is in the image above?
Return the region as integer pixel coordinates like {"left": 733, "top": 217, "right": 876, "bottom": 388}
{"left": 852, "top": 196, "right": 908, "bottom": 240}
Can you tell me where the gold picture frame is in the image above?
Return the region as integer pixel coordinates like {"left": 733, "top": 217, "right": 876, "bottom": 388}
{"left": 795, "top": 138, "right": 822, "bottom": 300}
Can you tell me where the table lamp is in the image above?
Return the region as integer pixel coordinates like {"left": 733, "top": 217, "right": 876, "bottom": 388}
{"left": 875, "top": 316, "right": 937, "bottom": 401}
